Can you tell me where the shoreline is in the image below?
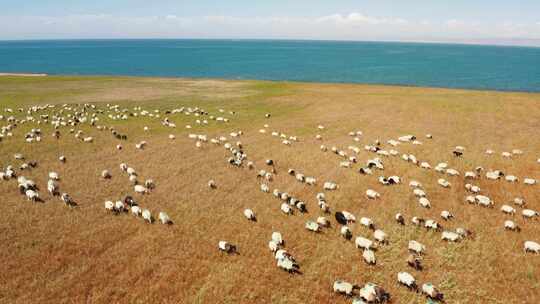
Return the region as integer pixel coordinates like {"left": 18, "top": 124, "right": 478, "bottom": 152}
{"left": 2, "top": 73, "right": 539, "bottom": 95}
{"left": 0, "top": 73, "right": 48, "bottom": 77}
{"left": 1, "top": 37, "right": 539, "bottom": 49}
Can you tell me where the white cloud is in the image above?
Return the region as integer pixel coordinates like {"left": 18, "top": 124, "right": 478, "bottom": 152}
{"left": 446, "top": 19, "right": 461, "bottom": 28}
{"left": 317, "top": 13, "right": 407, "bottom": 25}
{"left": 0, "top": 13, "right": 539, "bottom": 45}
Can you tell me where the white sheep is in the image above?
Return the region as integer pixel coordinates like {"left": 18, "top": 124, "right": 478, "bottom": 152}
{"left": 277, "top": 257, "right": 299, "bottom": 273}
{"left": 101, "top": 170, "right": 111, "bottom": 179}
{"left": 419, "top": 197, "right": 431, "bottom": 209}
{"left": 387, "top": 176, "right": 400, "bottom": 184}
{"left": 440, "top": 210, "right": 453, "bottom": 220}
{"left": 134, "top": 185, "right": 148, "bottom": 194}
{"left": 435, "top": 162, "right": 447, "bottom": 172}
{"left": 395, "top": 213, "right": 405, "bottom": 225}
{"left": 131, "top": 206, "right": 142, "bottom": 216}
{"left": 358, "top": 283, "right": 390, "bottom": 303}
{"left": 441, "top": 231, "right": 461, "bottom": 242}
{"left": 136, "top": 141, "right": 148, "bottom": 149}
{"left": 425, "top": 219, "right": 440, "bottom": 230}
{"left": 486, "top": 170, "right": 504, "bottom": 180}
{"left": 437, "top": 178, "right": 450, "bottom": 188}
{"left": 366, "top": 189, "right": 380, "bottom": 199}
{"left": 359, "top": 167, "right": 373, "bottom": 175}
{"left": 360, "top": 217, "right": 374, "bottom": 229}
{"left": 465, "top": 196, "right": 476, "bottom": 204}
{"left": 47, "top": 179, "right": 59, "bottom": 196}
{"left": 342, "top": 211, "right": 357, "bottom": 223}
{"left": 524, "top": 241, "right": 540, "bottom": 253}
{"left": 218, "top": 241, "right": 237, "bottom": 254}
{"left": 363, "top": 249, "right": 376, "bottom": 265}
{"left": 413, "top": 188, "right": 426, "bottom": 198}
{"left": 397, "top": 272, "right": 417, "bottom": 289}
{"left": 411, "top": 217, "right": 425, "bottom": 226}
{"left": 305, "top": 221, "right": 320, "bottom": 232}
{"left": 275, "top": 249, "right": 294, "bottom": 261}
{"left": 373, "top": 229, "right": 387, "bottom": 244}
{"left": 333, "top": 280, "right": 358, "bottom": 296}
{"left": 114, "top": 201, "right": 125, "bottom": 212}
{"left": 317, "top": 216, "right": 330, "bottom": 227}
{"left": 49, "top": 171, "right": 59, "bottom": 180}
{"left": 446, "top": 168, "right": 459, "bottom": 176}
{"left": 126, "top": 167, "right": 136, "bottom": 175}
{"left": 296, "top": 200, "right": 308, "bottom": 211}
{"left": 465, "top": 171, "right": 477, "bottom": 179}
{"left": 25, "top": 189, "right": 39, "bottom": 202}
{"left": 408, "top": 240, "right": 425, "bottom": 254}
{"left": 105, "top": 200, "right": 114, "bottom": 211}
{"left": 305, "top": 177, "right": 317, "bottom": 185}
{"left": 522, "top": 209, "right": 539, "bottom": 219}
{"left": 281, "top": 203, "right": 292, "bottom": 215}
{"left": 421, "top": 283, "right": 444, "bottom": 301}
{"left": 524, "top": 178, "right": 537, "bottom": 185}
{"left": 272, "top": 232, "right": 283, "bottom": 245}
{"left": 475, "top": 195, "right": 493, "bottom": 207}
{"left": 341, "top": 226, "right": 352, "bottom": 240}
{"left": 340, "top": 161, "right": 351, "bottom": 168}
{"left": 324, "top": 181, "right": 338, "bottom": 190}
{"left": 142, "top": 209, "right": 152, "bottom": 223}
{"left": 513, "top": 197, "right": 526, "bottom": 206}
{"left": 60, "top": 193, "right": 77, "bottom": 207}
{"left": 398, "top": 135, "right": 416, "bottom": 142}
{"left": 465, "top": 183, "right": 481, "bottom": 193}
{"left": 355, "top": 236, "right": 376, "bottom": 250}
{"left": 268, "top": 240, "right": 279, "bottom": 252}
{"left": 505, "top": 175, "right": 518, "bottom": 182}
{"left": 159, "top": 212, "right": 172, "bottom": 224}
{"left": 504, "top": 220, "right": 520, "bottom": 231}
{"left": 244, "top": 209, "right": 256, "bottom": 221}
{"left": 420, "top": 162, "right": 431, "bottom": 169}
{"left": 144, "top": 179, "right": 155, "bottom": 189}
{"left": 456, "top": 228, "right": 472, "bottom": 238}
{"left": 501, "top": 205, "right": 516, "bottom": 215}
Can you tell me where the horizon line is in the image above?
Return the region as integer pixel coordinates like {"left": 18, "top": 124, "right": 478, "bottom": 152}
{"left": 1, "top": 37, "right": 540, "bottom": 49}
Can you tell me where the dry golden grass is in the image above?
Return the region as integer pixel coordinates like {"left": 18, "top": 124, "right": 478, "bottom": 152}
{"left": 0, "top": 76, "right": 539, "bottom": 304}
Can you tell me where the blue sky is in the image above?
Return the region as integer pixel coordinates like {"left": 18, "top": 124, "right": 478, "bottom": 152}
{"left": 1, "top": 0, "right": 540, "bottom": 45}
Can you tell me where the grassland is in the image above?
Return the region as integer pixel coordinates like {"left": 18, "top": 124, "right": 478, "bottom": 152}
{"left": 0, "top": 76, "right": 539, "bottom": 304}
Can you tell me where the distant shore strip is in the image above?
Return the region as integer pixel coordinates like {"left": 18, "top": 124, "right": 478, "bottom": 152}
{"left": 0, "top": 73, "right": 48, "bottom": 77}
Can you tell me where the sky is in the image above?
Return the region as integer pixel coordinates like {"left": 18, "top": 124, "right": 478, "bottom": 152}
{"left": 1, "top": 0, "right": 540, "bottom": 46}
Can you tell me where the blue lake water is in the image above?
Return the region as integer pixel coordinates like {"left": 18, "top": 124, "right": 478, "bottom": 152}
{"left": 1, "top": 39, "right": 539, "bottom": 92}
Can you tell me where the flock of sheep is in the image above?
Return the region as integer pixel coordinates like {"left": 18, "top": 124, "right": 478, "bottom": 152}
{"left": 1, "top": 101, "right": 539, "bottom": 303}
{"left": 216, "top": 124, "right": 539, "bottom": 302}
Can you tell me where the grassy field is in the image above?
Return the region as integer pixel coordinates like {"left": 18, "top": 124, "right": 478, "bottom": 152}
{"left": 0, "top": 76, "right": 539, "bottom": 304}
